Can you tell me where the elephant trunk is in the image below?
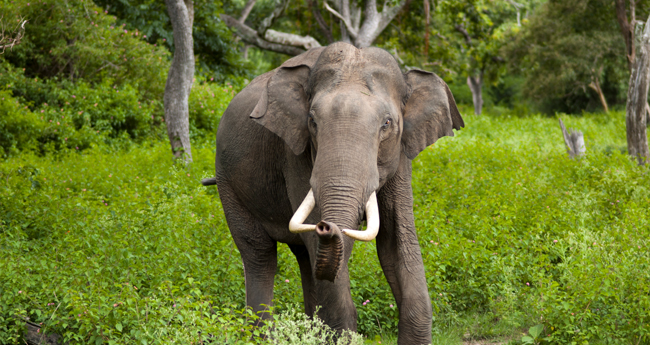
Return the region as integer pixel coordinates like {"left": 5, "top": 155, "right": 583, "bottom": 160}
{"left": 314, "top": 221, "right": 344, "bottom": 281}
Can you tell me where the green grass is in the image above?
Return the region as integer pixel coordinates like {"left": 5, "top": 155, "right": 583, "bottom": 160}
{"left": 1, "top": 110, "right": 649, "bottom": 344}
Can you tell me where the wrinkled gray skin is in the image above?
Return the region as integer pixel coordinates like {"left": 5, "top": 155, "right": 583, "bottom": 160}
{"left": 209, "top": 42, "right": 463, "bottom": 345}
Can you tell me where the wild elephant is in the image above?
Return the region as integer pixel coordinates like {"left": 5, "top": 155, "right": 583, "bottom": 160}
{"left": 202, "top": 42, "right": 464, "bottom": 344}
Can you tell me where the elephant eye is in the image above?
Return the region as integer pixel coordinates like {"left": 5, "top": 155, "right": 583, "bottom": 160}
{"left": 308, "top": 112, "right": 317, "bottom": 129}
{"left": 382, "top": 118, "right": 392, "bottom": 129}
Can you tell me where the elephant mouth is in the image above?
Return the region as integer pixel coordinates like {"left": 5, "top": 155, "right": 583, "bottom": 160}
{"left": 289, "top": 189, "right": 380, "bottom": 281}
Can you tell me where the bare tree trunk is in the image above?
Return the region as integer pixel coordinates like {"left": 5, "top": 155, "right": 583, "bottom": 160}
{"left": 615, "top": 1, "right": 649, "bottom": 125}
{"left": 467, "top": 73, "right": 483, "bottom": 115}
{"left": 626, "top": 15, "right": 650, "bottom": 165}
{"left": 164, "top": 0, "right": 194, "bottom": 163}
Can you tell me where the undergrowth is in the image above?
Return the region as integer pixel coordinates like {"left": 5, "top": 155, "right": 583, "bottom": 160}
{"left": 1, "top": 111, "right": 649, "bottom": 344}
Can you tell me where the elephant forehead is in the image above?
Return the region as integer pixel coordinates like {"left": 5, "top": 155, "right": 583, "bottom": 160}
{"left": 309, "top": 61, "right": 405, "bottom": 99}
{"left": 309, "top": 44, "right": 405, "bottom": 98}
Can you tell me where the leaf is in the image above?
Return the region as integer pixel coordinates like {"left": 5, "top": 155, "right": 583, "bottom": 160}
{"left": 115, "top": 322, "right": 122, "bottom": 332}
{"left": 529, "top": 324, "right": 544, "bottom": 339}
{"left": 521, "top": 336, "right": 534, "bottom": 344}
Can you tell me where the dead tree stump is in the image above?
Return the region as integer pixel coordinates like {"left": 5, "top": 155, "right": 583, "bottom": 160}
{"left": 559, "top": 118, "right": 586, "bottom": 159}
{"left": 24, "top": 321, "right": 64, "bottom": 345}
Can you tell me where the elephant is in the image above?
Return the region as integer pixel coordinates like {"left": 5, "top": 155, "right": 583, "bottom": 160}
{"left": 201, "top": 42, "right": 464, "bottom": 345}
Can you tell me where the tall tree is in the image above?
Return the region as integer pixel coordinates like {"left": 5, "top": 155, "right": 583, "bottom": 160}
{"left": 441, "top": 0, "right": 513, "bottom": 115}
{"left": 504, "top": 0, "right": 627, "bottom": 114}
{"left": 93, "top": 0, "right": 245, "bottom": 82}
{"left": 222, "top": 0, "right": 412, "bottom": 56}
{"left": 164, "top": 0, "right": 194, "bottom": 163}
{"left": 625, "top": 13, "right": 650, "bottom": 165}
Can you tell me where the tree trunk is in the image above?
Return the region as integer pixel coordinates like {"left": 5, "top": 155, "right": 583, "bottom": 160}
{"left": 625, "top": 15, "right": 650, "bottom": 165}
{"left": 467, "top": 73, "right": 483, "bottom": 115}
{"left": 615, "top": 0, "right": 636, "bottom": 69}
{"left": 164, "top": 0, "right": 194, "bottom": 163}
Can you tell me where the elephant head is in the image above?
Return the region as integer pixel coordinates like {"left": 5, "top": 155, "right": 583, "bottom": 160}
{"left": 251, "top": 42, "right": 463, "bottom": 281}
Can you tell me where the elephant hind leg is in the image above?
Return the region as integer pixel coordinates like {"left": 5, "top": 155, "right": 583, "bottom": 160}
{"left": 288, "top": 244, "right": 317, "bottom": 317}
{"left": 217, "top": 179, "right": 277, "bottom": 323}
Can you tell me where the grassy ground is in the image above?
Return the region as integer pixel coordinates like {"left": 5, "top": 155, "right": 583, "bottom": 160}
{"left": 1, "top": 111, "right": 649, "bottom": 344}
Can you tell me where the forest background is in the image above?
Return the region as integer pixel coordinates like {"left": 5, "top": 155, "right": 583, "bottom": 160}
{"left": 1, "top": 0, "right": 649, "bottom": 344}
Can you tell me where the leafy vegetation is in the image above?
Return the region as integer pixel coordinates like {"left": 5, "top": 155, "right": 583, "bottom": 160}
{"left": 1, "top": 109, "right": 648, "bottom": 344}
{"left": 92, "top": 0, "right": 248, "bottom": 82}
{"left": 2, "top": 0, "right": 650, "bottom": 344}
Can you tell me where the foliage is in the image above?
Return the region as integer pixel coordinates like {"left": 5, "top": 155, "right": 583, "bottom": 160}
{"left": 0, "top": 89, "right": 45, "bottom": 157}
{"left": 92, "top": 0, "right": 249, "bottom": 83}
{"left": 1, "top": 0, "right": 170, "bottom": 100}
{"left": 435, "top": 0, "right": 512, "bottom": 83}
{"left": 1, "top": 109, "right": 649, "bottom": 344}
{"left": 267, "top": 306, "right": 364, "bottom": 345}
{"left": 502, "top": 0, "right": 650, "bottom": 113}
{"left": 0, "top": 60, "right": 236, "bottom": 157}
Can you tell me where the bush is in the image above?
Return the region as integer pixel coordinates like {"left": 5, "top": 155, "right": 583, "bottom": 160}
{"left": 1, "top": 0, "right": 170, "bottom": 100}
{"left": 0, "top": 90, "right": 44, "bottom": 157}
{"left": 267, "top": 306, "right": 364, "bottom": 345}
{"left": 188, "top": 80, "right": 237, "bottom": 137}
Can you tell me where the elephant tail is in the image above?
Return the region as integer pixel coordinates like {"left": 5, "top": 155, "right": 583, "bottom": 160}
{"left": 201, "top": 177, "right": 217, "bottom": 186}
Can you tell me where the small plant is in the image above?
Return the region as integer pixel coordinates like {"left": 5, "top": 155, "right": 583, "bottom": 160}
{"left": 521, "top": 324, "right": 544, "bottom": 344}
{"left": 267, "top": 306, "right": 364, "bottom": 345}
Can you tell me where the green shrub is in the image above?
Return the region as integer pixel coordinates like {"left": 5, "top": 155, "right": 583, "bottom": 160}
{"left": 1, "top": 0, "right": 170, "bottom": 100}
{"left": 267, "top": 306, "right": 364, "bottom": 345}
{"left": 0, "top": 90, "right": 44, "bottom": 157}
{"left": 188, "top": 80, "right": 237, "bottom": 136}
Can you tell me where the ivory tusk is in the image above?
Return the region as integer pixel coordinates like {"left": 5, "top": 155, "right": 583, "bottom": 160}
{"left": 289, "top": 189, "right": 317, "bottom": 233}
{"left": 342, "top": 192, "right": 379, "bottom": 242}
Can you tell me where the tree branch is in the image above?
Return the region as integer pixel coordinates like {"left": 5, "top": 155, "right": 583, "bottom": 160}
{"left": 257, "top": 0, "right": 289, "bottom": 36}
{"left": 0, "top": 19, "right": 27, "bottom": 54}
{"left": 239, "top": 0, "right": 257, "bottom": 23}
{"left": 264, "top": 29, "right": 321, "bottom": 49}
{"left": 355, "top": 0, "right": 410, "bottom": 47}
{"left": 454, "top": 24, "right": 472, "bottom": 45}
{"left": 221, "top": 14, "right": 305, "bottom": 56}
{"left": 307, "top": 0, "right": 334, "bottom": 43}
{"left": 324, "top": 0, "right": 357, "bottom": 38}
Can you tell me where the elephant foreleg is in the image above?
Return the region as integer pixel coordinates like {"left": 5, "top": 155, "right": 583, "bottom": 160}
{"left": 217, "top": 179, "right": 277, "bottom": 324}
{"left": 376, "top": 158, "right": 432, "bottom": 345}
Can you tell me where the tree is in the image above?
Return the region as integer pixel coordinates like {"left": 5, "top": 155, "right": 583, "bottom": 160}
{"left": 164, "top": 0, "right": 194, "bottom": 163}
{"left": 93, "top": 0, "right": 245, "bottom": 82}
{"left": 625, "top": 13, "right": 650, "bottom": 165}
{"left": 221, "top": 0, "right": 413, "bottom": 56}
{"left": 439, "top": 0, "right": 514, "bottom": 115}
{"left": 504, "top": 0, "right": 630, "bottom": 114}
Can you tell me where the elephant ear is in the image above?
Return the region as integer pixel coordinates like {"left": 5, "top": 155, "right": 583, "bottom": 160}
{"left": 402, "top": 69, "right": 464, "bottom": 160}
{"left": 250, "top": 47, "right": 325, "bottom": 155}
